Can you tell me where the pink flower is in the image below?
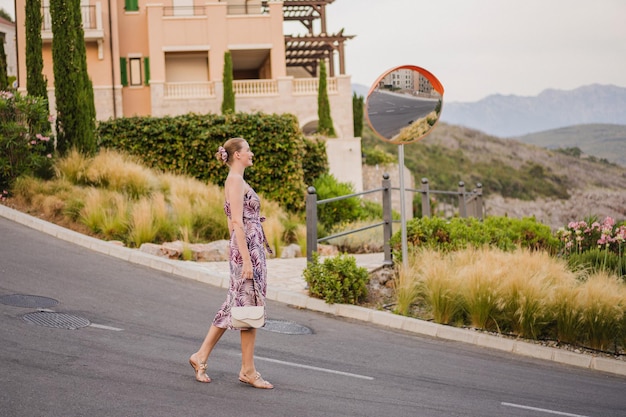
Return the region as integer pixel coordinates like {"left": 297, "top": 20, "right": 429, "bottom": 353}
{"left": 36, "top": 134, "right": 50, "bottom": 142}
{"left": 46, "top": 154, "right": 52, "bottom": 158}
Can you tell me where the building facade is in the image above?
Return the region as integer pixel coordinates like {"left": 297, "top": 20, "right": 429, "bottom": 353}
{"left": 14, "top": 0, "right": 362, "bottom": 190}
{"left": 0, "top": 15, "right": 17, "bottom": 80}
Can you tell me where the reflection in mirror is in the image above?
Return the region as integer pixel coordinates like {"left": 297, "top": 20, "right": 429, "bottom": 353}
{"left": 366, "top": 65, "right": 444, "bottom": 144}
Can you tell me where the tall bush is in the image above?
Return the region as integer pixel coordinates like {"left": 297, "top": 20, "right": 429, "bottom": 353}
{"left": 50, "top": 0, "right": 96, "bottom": 155}
{"left": 26, "top": 0, "right": 49, "bottom": 105}
{"left": 317, "top": 59, "right": 335, "bottom": 137}
{"left": 352, "top": 92, "right": 363, "bottom": 137}
{"left": 221, "top": 51, "right": 235, "bottom": 114}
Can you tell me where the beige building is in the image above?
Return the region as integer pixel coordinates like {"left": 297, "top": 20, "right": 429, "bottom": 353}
{"left": 0, "top": 15, "right": 17, "bottom": 80}
{"left": 13, "top": 0, "right": 362, "bottom": 189}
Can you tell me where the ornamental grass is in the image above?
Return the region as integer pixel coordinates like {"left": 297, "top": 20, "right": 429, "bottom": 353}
{"left": 402, "top": 246, "right": 626, "bottom": 352}
{"left": 8, "top": 149, "right": 287, "bottom": 248}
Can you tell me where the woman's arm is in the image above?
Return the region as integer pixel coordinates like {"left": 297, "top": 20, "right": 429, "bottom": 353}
{"left": 225, "top": 175, "right": 253, "bottom": 279}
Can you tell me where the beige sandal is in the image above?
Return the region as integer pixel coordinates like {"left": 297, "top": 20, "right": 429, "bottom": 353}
{"left": 239, "top": 371, "right": 274, "bottom": 389}
{"left": 189, "top": 354, "right": 211, "bottom": 383}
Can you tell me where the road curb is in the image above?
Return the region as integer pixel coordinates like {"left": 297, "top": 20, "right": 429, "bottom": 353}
{"left": 2, "top": 203, "right": 625, "bottom": 378}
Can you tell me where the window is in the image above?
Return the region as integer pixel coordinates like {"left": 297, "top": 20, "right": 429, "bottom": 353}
{"left": 129, "top": 57, "right": 142, "bottom": 86}
{"left": 125, "top": 0, "right": 139, "bottom": 12}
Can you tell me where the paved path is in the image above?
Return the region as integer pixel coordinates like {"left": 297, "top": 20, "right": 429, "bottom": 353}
{"left": 1, "top": 203, "right": 625, "bottom": 377}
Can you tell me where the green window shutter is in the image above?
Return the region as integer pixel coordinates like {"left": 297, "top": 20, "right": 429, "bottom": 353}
{"left": 125, "top": 0, "right": 139, "bottom": 12}
{"left": 120, "top": 57, "right": 128, "bottom": 86}
{"left": 143, "top": 57, "right": 150, "bottom": 86}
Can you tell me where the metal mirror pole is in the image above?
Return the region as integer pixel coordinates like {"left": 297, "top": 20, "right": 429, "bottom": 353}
{"left": 398, "top": 144, "right": 408, "bottom": 269}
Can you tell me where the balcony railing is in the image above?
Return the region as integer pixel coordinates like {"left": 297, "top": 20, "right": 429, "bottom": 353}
{"left": 163, "top": 78, "right": 338, "bottom": 99}
{"left": 42, "top": 4, "right": 100, "bottom": 32}
{"left": 219, "top": 0, "right": 268, "bottom": 15}
{"left": 162, "top": 6, "right": 206, "bottom": 17}
{"left": 233, "top": 80, "right": 278, "bottom": 96}
{"left": 293, "top": 78, "right": 338, "bottom": 95}
{"left": 41, "top": 3, "right": 105, "bottom": 58}
{"left": 164, "top": 81, "right": 216, "bottom": 98}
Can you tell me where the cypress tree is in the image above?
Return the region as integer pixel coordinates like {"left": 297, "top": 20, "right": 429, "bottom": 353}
{"left": 317, "top": 59, "right": 335, "bottom": 137}
{"left": 352, "top": 92, "right": 364, "bottom": 137}
{"left": 25, "top": 0, "right": 50, "bottom": 132}
{"left": 221, "top": 51, "right": 235, "bottom": 114}
{"left": 50, "top": 0, "right": 96, "bottom": 154}
{"left": 0, "top": 39, "right": 8, "bottom": 90}
{"left": 25, "top": 0, "right": 48, "bottom": 99}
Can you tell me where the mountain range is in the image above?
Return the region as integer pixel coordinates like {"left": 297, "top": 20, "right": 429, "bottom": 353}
{"left": 354, "top": 83, "right": 626, "bottom": 166}
{"left": 439, "top": 84, "right": 626, "bottom": 137}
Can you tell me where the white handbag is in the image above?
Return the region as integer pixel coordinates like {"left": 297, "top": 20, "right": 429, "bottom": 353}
{"left": 231, "top": 280, "right": 265, "bottom": 328}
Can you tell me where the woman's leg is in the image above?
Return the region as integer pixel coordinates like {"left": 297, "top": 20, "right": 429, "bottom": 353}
{"left": 240, "top": 328, "right": 256, "bottom": 376}
{"left": 190, "top": 325, "right": 226, "bottom": 382}
{"left": 239, "top": 329, "right": 273, "bottom": 388}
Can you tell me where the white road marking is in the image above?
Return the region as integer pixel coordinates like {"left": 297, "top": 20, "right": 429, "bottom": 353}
{"left": 89, "top": 323, "right": 124, "bottom": 331}
{"left": 256, "top": 356, "right": 374, "bottom": 380}
{"left": 502, "top": 402, "right": 590, "bottom": 417}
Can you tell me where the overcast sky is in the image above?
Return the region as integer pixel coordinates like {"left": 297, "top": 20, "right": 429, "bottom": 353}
{"left": 2, "top": 0, "right": 625, "bottom": 103}
{"left": 296, "top": 0, "right": 626, "bottom": 102}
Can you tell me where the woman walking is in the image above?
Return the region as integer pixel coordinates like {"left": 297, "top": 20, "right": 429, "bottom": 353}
{"left": 189, "top": 137, "right": 273, "bottom": 389}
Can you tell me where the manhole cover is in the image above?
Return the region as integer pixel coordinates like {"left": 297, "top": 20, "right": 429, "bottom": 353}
{"left": 262, "top": 319, "right": 313, "bottom": 335}
{"left": 22, "top": 312, "right": 90, "bottom": 330}
{"left": 0, "top": 294, "right": 59, "bottom": 309}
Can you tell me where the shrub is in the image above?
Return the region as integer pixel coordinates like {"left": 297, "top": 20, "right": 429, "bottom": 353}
{"left": 302, "top": 137, "right": 328, "bottom": 187}
{"left": 313, "top": 173, "right": 361, "bottom": 229}
{"left": 389, "top": 215, "right": 559, "bottom": 258}
{"left": 303, "top": 253, "right": 368, "bottom": 304}
{"left": 556, "top": 216, "right": 626, "bottom": 278}
{"left": 98, "top": 112, "right": 310, "bottom": 212}
{"left": 362, "top": 145, "right": 396, "bottom": 165}
{"left": 0, "top": 91, "right": 54, "bottom": 192}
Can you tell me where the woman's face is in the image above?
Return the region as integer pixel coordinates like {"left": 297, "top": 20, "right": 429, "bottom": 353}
{"left": 236, "top": 142, "right": 254, "bottom": 167}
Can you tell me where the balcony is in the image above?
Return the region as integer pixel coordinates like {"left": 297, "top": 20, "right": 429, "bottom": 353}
{"left": 163, "top": 78, "right": 335, "bottom": 99}
{"left": 41, "top": 3, "right": 105, "bottom": 59}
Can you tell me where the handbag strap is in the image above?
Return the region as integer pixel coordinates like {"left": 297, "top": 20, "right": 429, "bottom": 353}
{"left": 250, "top": 279, "right": 260, "bottom": 306}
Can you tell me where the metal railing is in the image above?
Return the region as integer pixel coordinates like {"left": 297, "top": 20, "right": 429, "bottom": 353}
{"left": 305, "top": 174, "right": 484, "bottom": 264}
{"left": 307, "top": 174, "right": 393, "bottom": 264}
{"left": 417, "top": 178, "right": 483, "bottom": 219}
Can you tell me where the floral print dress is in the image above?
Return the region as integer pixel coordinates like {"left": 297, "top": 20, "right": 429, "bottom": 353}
{"left": 212, "top": 188, "right": 270, "bottom": 329}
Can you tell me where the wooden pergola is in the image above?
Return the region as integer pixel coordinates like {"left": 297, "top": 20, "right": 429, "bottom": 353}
{"left": 282, "top": 0, "right": 354, "bottom": 77}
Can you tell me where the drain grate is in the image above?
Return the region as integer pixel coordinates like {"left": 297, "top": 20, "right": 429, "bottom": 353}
{"left": 262, "top": 319, "right": 313, "bottom": 335}
{"left": 0, "top": 294, "right": 59, "bottom": 309}
{"left": 23, "top": 312, "right": 90, "bottom": 330}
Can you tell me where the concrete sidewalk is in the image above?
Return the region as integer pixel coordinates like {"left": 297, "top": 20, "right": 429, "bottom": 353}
{"left": 1, "top": 203, "right": 625, "bottom": 378}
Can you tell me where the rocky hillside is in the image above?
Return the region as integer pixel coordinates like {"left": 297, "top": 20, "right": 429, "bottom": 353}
{"left": 515, "top": 124, "right": 626, "bottom": 167}
{"left": 362, "top": 122, "right": 626, "bottom": 230}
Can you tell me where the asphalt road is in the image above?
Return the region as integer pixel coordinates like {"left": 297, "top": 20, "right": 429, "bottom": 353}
{"left": 367, "top": 90, "right": 438, "bottom": 140}
{"left": 1, "top": 217, "right": 625, "bottom": 417}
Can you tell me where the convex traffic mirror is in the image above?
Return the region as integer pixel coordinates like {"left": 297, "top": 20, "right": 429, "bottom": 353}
{"left": 366, "top": 65, "right": 444, "bottom": 144}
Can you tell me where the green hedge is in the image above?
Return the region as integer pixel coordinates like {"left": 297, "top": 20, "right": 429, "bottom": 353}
{"left": 390, "top": 215, "right": 560, "bottom": 255}
{"left": 97, "top": 112, "right": 327, "bottom": 212}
